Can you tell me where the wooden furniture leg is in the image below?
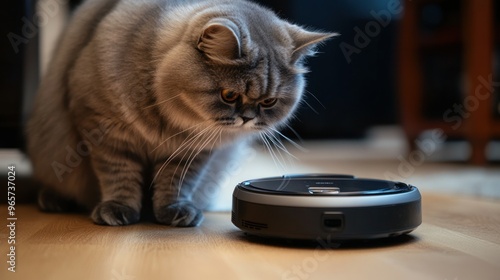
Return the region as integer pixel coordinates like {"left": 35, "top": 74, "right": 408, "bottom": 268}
{"left": 464, "top": 0, "right": 493, "bottom": 165}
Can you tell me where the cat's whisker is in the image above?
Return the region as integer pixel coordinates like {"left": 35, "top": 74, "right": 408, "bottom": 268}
{"left": 218, "top": 127, "right": 224, "bottom": 146}
{"left": 263, "top": 130, "right": 294, "bottom": 169}
{"left": 151, "top": 139, "right": 190, "bottom": 190}
{"left": 259, "top": 132, "right": 285, "bottom": 170}
{"left": 258, "top": 132, "right": 277, "bottom": 168}
{"left": 167, "top": 123, "right": 216, "bottom": 186}
{"left": 177, "top": 127, "right": 222, "bottom": 196}
{"left": 264, "top": 129, "right": 298, "bottom": 160}
{"left": 284, "top": 123, "right": 305, "bottom": 145}
{"left": 177, "top": 126, "right": 216, "bottom": 185}
{"left": 208, "top": 126, "right": 223, "bottom": 155}
{"left": 270, "top": 128, "right": 308, "bottom": 153}
{"left": 172, "top": 123, "right": 221, "bottom": 192}
{"left": 173, "top": 130, "right": 208, "bottom": 197}
{"left": 142, "top": 93, "right": 182, "bottom": 109}
{"left": 151, "top": 123, "right": 216, "bottom": 189}
{"left": 305, "top": 89, "right": 326, "bottom": 109}
{"left": 177, "top": 127, "right": 221, "bottom": 194}
{"left": 159, "top": 123, "right": 213, "bottom": 165}
{"left": 301, "top": 99, "right": 320, "bottom": 115}
{"left": 151, "top": 121, "right": 208, "bottom": 153}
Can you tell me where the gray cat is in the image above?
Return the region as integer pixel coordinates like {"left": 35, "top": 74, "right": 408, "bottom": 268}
{"left": 26, "top": 0, "right": 335, "bottom": 226}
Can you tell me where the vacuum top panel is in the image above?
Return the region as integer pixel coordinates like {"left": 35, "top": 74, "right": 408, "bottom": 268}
{"left": 239, "top": 174, "right": 415, "bottom": 196}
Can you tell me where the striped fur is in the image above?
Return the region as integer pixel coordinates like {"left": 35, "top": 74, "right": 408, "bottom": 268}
{"left": 26, "top": 0, "right": 335, "bottom": 226}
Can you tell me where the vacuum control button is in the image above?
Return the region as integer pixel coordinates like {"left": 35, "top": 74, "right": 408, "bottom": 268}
{"left": 308, "top": 187, "right": 340, "bottom": 194}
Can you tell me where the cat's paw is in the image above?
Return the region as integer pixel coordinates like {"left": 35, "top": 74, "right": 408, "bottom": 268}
{"left": 38, "top": 188, "right": 79, "bottom": 212}
{"left": 91, "top": 201, "right": 140, "bottom": 226}
{"left": 155, "top": 201, "right": 204, "bottom": 227}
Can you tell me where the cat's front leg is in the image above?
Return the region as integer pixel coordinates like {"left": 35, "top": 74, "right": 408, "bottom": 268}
{"left": 152, "top": 154, "right": 209, "bottom": 227}
{"left": 89, "top": 146, "right": 144, "bottom": 226}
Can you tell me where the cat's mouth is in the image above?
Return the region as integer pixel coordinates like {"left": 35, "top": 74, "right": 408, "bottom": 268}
{"left": 215, "top": 117, "right": 268, "bottom": 130}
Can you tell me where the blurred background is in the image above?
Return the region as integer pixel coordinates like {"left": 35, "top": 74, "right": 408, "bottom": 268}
{"left": 2, "top": 0, "right": 499, "bottom": 148}
{"left": 1, "top": 0, "right": 499, "bottom": 203}
{"left": 1, "top": 0, "right": 401, "bottom": 146}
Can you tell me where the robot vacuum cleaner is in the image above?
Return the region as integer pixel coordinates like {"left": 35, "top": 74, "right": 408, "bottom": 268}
{"left": 232, "top": 174, "right": 422, "bottom": 240}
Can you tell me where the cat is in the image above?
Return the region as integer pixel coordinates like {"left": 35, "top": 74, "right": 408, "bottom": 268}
{"left": 26, "top": 0, "right": 335, "bottom": 227}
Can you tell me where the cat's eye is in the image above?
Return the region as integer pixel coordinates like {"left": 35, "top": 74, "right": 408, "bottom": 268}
{"left": 260, "top": 98, "right": 278, "bottom": 108}
{"left": 221, "top": 89, "right": 240, "bottom": 103}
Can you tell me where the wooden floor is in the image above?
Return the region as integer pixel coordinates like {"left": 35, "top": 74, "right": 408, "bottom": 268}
{"left": 1, "top": 193, "right": 500, "bottom": 280}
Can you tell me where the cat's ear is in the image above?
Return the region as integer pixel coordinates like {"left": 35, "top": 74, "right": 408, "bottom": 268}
{"left": 197, "top": 19, "right": 241, "bottom": 63}
{"left": 288, "top": 24, "right": 338, "bottom": 63}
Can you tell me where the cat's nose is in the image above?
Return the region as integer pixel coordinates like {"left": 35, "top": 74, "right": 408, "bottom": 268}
{"left": 241, "top": 116, "right": 255, "bottom": 124}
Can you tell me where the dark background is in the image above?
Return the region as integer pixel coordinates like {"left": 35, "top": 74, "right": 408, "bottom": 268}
{"left": 254, "top": 0, "right": 399, "bottom": 139}
{"left": 7, "top": 0, "right": 494, "bottom": 149}
{"left": 1, "top": 0, "right": 39, "bottom": 149}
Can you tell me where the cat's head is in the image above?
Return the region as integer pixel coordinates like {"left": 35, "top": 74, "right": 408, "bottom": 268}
{"left": 155, "top": 1, "right": 336, "bottom": 138}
